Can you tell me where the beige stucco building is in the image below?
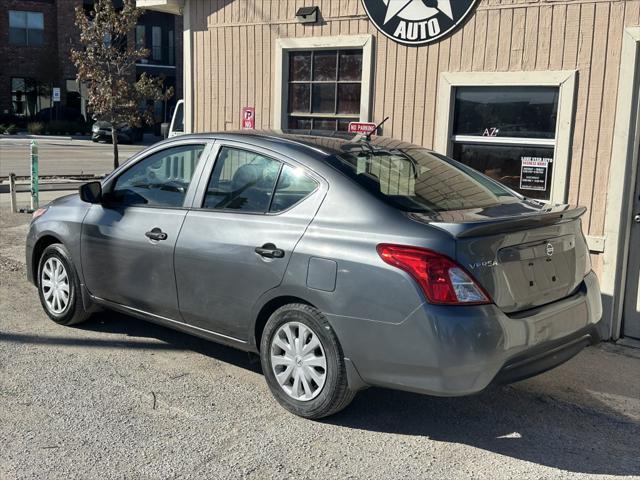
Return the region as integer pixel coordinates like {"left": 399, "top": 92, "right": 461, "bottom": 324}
{"left": 140, "top": 0, "right": 640, "bottom": 341}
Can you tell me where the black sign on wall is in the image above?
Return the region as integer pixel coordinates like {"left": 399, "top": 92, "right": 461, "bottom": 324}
{"left": 361, "top": 0, "right": 479, "bottom": 46}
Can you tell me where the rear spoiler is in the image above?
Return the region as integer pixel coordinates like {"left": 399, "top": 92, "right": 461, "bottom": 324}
{"left": 426, "top": 206, "right": 587, "bottom": 239}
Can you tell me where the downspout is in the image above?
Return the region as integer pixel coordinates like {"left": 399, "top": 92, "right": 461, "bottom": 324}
{"left": 183, "top": 0, "right": 193, "bottom": 133}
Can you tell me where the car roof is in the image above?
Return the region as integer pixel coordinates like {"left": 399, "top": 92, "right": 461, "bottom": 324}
{"left": 171, "top": 130, "right": 427, "bottom": 157}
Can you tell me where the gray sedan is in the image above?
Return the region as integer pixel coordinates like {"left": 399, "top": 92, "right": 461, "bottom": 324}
{"left": 26, "top": 132, "right": 603, "bottom": 419}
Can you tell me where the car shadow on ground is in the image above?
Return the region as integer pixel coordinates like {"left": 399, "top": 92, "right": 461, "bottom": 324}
{"left": 78, "top": 310, "right": 263, "bottom": 374}
{"left": 77, "top": 310, "right": 640, "bottom": 477}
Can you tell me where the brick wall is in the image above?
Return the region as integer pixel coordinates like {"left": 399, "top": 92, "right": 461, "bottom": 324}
{"left": 0, "top": 0, "right": 60, "bottom": 116}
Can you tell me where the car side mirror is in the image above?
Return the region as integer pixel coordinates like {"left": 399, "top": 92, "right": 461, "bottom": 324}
{"left": 79, "top": 181, "right": 102, "bottom": 204}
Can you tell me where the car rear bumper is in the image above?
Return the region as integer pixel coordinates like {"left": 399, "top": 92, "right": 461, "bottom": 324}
{"left": 327, "top": 271, "right": 603, "bottom": 396}
{"left": 491, "top": 323, "right": 600, "bottom": 385}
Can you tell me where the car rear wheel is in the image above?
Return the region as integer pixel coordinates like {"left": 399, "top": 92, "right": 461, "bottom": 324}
{"left": 37, "top": 244, "right": 89, "bottom": 326}
{"left": 260, "top": 303, "right": 356, "bottom": 419}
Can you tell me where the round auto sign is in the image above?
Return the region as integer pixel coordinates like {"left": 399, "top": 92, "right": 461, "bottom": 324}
{"left": 361, "top": 0, "right": 479, "bottom": 46}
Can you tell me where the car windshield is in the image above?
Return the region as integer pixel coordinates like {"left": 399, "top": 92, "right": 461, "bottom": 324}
{"left": 326, "top": 145, "right": 520, "bottom": 214}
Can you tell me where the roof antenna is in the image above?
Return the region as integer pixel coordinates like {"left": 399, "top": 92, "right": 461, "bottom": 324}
{"left": 365, "top": 116, "right": 389, "bottom": 141}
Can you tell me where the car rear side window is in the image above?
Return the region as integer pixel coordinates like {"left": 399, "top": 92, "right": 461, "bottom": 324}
{"left": 269, "top": 164, "right": 318, "bottom": 213}
{"left": 203, "top": 147, "right": 282, "bottom": 213}
{"left": 326, "top": 147, "right": 519, "bottom": 214}
{"left": 111, "top": 144, "right": 204, "bottom": 208}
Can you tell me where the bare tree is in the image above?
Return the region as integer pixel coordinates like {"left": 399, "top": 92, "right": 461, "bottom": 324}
{"left": 71, "top": 0, "right": 173, "bottom": 169}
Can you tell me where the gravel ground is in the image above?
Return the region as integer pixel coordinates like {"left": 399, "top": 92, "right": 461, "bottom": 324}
{"left": 1, "top": 204, "right": 639, "bottom": 480}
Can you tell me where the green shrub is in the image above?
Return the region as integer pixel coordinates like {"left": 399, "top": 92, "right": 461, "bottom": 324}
{"left": 0, "top": 124, "right": 5, "bottom": 134}
{"left": 3, "top": 124, "right": 17, "bottom": 134}
{"left": 27, "top": 122, "right": 45, "bottom": 135}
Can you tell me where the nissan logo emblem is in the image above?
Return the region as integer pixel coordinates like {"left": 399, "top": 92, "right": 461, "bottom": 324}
{"left": 545, "top": 243, "right": 554, "bottom": 257}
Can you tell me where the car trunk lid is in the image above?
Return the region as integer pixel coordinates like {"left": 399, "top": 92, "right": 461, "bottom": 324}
{"left": 409, "top": 203, "right": 590, "bottom": 313}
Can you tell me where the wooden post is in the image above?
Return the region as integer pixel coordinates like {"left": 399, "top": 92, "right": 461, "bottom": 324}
{"left": 9, "top": 173, "right": 17, "bottom": 213}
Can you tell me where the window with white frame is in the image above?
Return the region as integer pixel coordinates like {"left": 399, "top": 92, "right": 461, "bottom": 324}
{"left": 287, "top": 49, "right": 363, "bottom": 132}
{"left": 274, "top": 35, "right": 374, "bottom": 132}
{"left": 451, "top": 86, "right": 559, "bottom": 200}
{"left": 435, "top": 71, "right": 576, "bottom": 204}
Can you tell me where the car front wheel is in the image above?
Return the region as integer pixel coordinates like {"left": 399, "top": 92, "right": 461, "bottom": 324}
{"left": 37, "top": 244, "right": 89, "bottom": 326}
{"left": 260, "top": 303, "right": 356, "bottom": 419}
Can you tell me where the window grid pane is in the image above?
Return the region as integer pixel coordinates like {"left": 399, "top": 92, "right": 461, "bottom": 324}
{"left": 27, "top": 12, "right": 43, "bottom": 29}
{"left": 152, "top": 26, "right": 162, "bottom": 61}
{"left": 453, "top": 86, "right": 559, "bottom": 139}
{"left": 168, "top": 30, "right": 174, "bottom": 65}
{"left": 9, "top": 11, "right": 27, "bottom": 28}
{"left": 136, "top": 25, "right": 146, "bottom": 49}
{"left": 452, "top": 142, "right": 554, "bottom": 201}
{"left": 28, "top": 29, "right": 44, "bottom": 45}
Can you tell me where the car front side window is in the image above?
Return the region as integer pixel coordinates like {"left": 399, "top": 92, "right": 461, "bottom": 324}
{"left": 111, "top": 144, "right": 205, "bottom": 207}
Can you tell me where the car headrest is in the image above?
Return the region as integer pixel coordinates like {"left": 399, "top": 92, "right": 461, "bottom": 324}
{"left": 232, "top": 164, "right": 259, "bottom": 190}
{"left": 277, "top": 168, "right": 293, "bottom": 190}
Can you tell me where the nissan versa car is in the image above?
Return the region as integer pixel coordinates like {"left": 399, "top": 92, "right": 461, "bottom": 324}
{"left": 26, "top": 132, "right": 603, "bottom": 419}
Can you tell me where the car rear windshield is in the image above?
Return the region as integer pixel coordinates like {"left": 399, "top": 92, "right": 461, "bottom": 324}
{"left": 325, "top": 146, "right": 520, "bottom": 214}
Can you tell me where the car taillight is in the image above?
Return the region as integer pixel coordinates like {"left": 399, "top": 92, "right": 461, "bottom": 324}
{"left": 377, "top": 244, "right": 491, "bottom": 305}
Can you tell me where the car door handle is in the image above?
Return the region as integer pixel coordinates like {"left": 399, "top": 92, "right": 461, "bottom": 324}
{"left": 255, "top": 243, "right": 285, "bottom": 259}
{"left": 145, "top": 228, "right": 168, "bottom": 241}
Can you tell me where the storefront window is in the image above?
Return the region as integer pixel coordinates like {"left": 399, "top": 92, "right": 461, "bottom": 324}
{"left": 287, "top": 49, "right": 362, "bottom": 132}
{"left": 11, "top": 77, "right": 49, "bottom": 117}
{"left": 451, "top": 86, "right": 558, "bottom": 200}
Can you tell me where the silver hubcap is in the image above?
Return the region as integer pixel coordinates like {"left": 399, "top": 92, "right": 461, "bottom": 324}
{"left": 41, "top": 257, "right": 70, "bottom": 314}
{"left": 270, "top": 321, "right": 327, "bottom": 401}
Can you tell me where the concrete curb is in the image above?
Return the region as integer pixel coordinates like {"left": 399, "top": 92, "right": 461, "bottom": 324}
{"left": 2, "top": 134, "right": 91, "bottom": 141}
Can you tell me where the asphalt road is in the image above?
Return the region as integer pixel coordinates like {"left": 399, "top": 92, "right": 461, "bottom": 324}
{"left": 1, "top": 202, "right": 639, "bottom": 479}
{"left": 0, "top": 137, "right": 152, "bottom": 177}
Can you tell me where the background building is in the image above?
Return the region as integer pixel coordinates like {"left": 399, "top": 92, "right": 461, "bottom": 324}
{"left": 0, "top": 0, "right": 183, "bottom": 127}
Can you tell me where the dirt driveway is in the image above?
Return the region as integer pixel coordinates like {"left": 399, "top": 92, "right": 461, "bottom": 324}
{"left": 1, "top": 203, "right": 639, "bottom": 480}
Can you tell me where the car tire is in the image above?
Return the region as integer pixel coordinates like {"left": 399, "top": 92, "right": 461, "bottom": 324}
{"left": 37, "top": 244, "right": 90, "bottom": 327}
{"left": 260, "top": 303, "right": 356, "bottom": 419}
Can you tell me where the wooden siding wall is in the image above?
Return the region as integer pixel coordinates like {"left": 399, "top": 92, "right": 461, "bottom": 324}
{"left": 190, "top": 0, "right": 640, "bottom": 270}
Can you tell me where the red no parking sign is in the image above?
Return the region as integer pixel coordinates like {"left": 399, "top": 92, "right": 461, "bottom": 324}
{"left": 241, "top": 107, "right": 255, "bottom": 129}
